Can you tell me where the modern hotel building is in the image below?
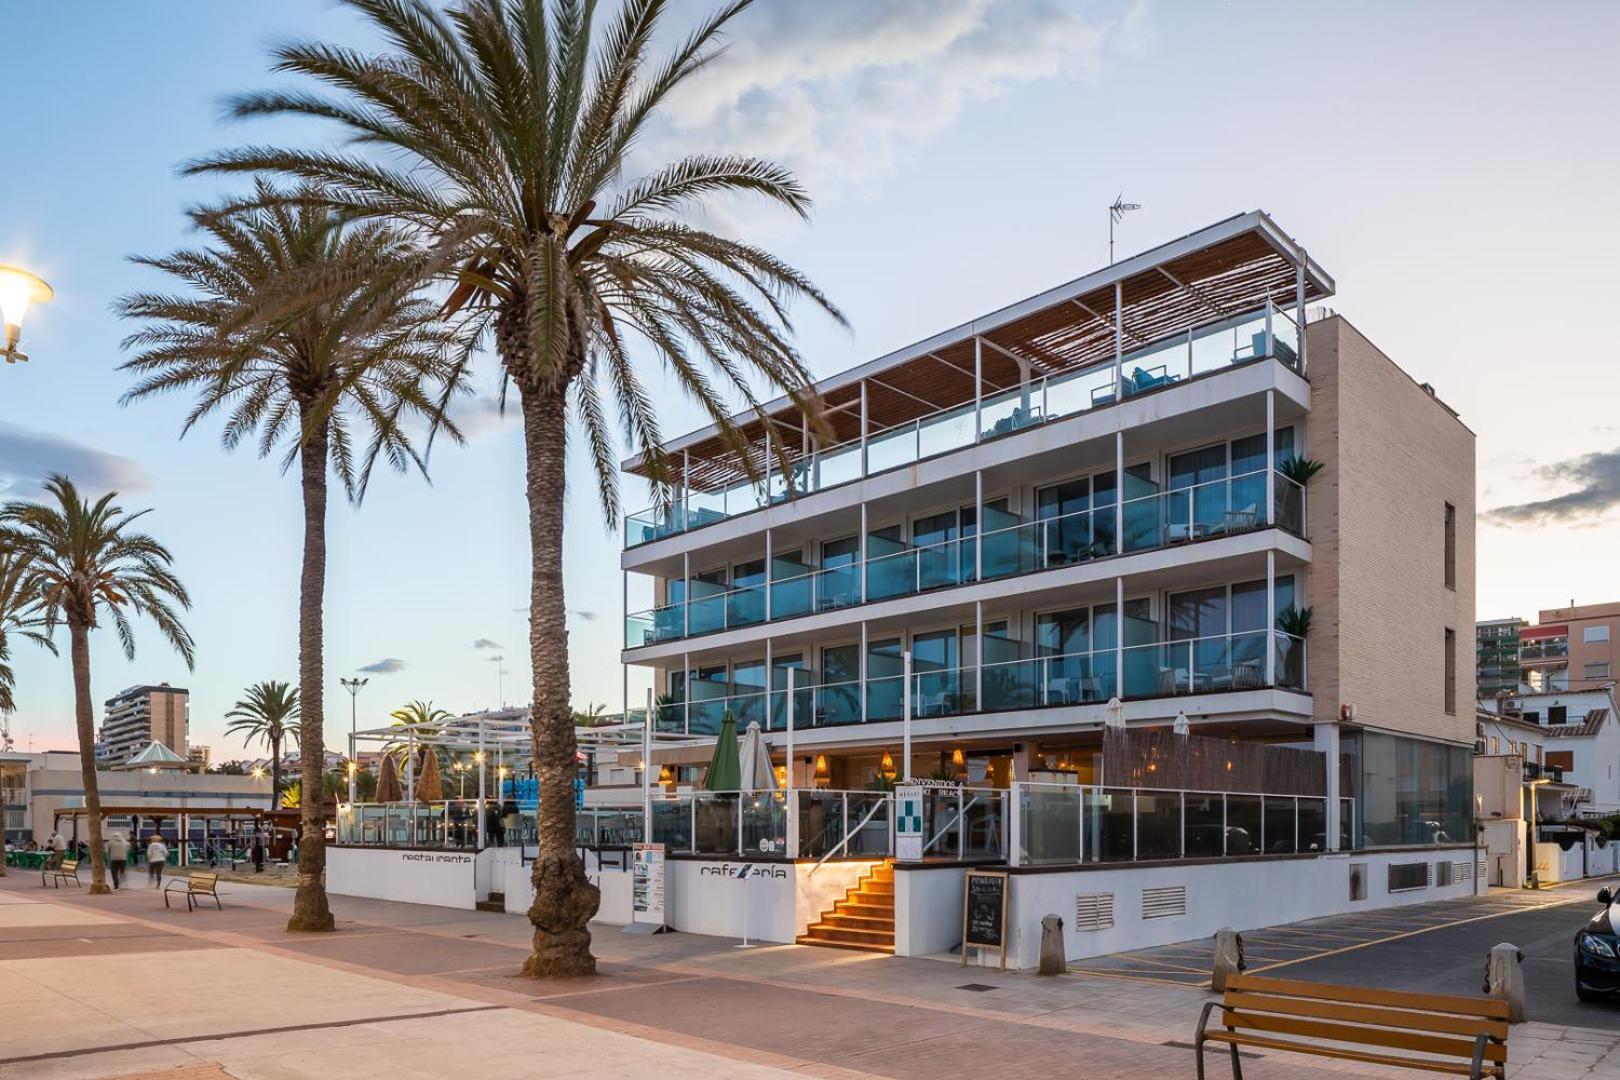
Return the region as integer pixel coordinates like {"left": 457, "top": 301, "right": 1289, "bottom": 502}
{"left": 620, "top": 207, "right": 1473, "bottom": 837}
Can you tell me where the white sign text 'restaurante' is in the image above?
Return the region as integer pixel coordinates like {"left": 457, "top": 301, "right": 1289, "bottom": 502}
{"left": 401, "top": 852, "right": 474, "bottom": 864}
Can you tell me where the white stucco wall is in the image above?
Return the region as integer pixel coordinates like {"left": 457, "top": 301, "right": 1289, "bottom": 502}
{"left": 502, "top": 858, "right": 634, "bottom": 924}
{"left": 893, "top": 865, "right": 967, "bottom": 958}
{"left": 327, "top": 847, "right": 477, "bottom": 909}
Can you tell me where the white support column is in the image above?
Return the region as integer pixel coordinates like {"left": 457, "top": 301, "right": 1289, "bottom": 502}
{"left": 973, "top": 337, "right": 984, "bottom": 441}
{"left": 1114, "top": 576, "right": 1125, "bottom": 698}
{"left": 974, "top": 470, "right": 984, "bottom": 582}
{"left": 1266, "top": 549, "right": 1277, "bottom": 687}
{"left": 1113, "top": 280, "right": 1125, "bottom": 400}
{"left": 681, "top": 551, "right": 690, "bottom": 638}
{"left": 1296, "top": 247, "right": 1309, "bottom": 375}
{"left": 785, "top": 667, "right": 798, "bottom": 858}
{"left": 681, "top": 448, "right": 691, "bottom": 527}
{"left": 682, "top": 650, "right": 690, "bottom": 733}
{"left": 477, "top": 715, "right": 486, "bottom": 848}
{"left": 975, "top": 600, "right": 984, "bottom": 712}
{"left": 642, "top": 687, "right": 653, "bottom": 843}
{"left": 860, "top": 621, "right": 869, "bottom": 723}
{"left": 902, "top": 649, "right": 913, "bottom": 782}
{"left": 1315, "top": 721, "right": 1341, "bottom": 852}
{"left": 763, "top": 425, "right": 773, "bottom": 508}
{"left": 764, "top": 528, "right": 773, "bottom": 622}
{"left": 1114, "top": 431, "right": 1125, "bottom": 554}
{"left": 1266, "top": 390, "right": 1276, "bottom": 526}
{"left": 859, "top": 501, "right": 868, "bottom": 603}
{"left": 859, "top": 379, "right": 869, "bottom": 477}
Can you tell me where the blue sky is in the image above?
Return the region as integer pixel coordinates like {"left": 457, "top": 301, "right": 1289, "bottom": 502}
{"left": 4, "top": 1, "right": 1618, "bottom": 756}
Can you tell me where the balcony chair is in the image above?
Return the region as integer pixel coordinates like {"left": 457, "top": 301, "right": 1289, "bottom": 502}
{"left": 1220, "top": 503, "right": 1260, "bottom": 533}
{"left": 1128, "top": 366, "right": 1175, "bottom": 396}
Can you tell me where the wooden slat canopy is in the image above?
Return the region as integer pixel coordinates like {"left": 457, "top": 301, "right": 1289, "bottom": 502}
{"left": 625, "top": 211, "right": 1332, "bottom": 496}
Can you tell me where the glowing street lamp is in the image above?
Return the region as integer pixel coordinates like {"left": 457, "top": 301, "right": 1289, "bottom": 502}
{"left": 0, "top": 266, "right": 53, "bottom": 363}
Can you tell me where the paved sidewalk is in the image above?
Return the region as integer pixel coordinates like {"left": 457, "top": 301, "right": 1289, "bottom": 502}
{"left": 3, "top": 874, "right": 1619, "bottom": 1078}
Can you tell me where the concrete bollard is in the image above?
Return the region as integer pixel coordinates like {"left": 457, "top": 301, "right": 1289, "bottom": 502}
{"left": 1483, "top": 943, "right": 1526, "bottom": 1023}
{"left": 1038, "top": 914, "right": 1066, "bottom": 975}
{"left": 1212, "top": 927, "right": 1245, "bottom": 992}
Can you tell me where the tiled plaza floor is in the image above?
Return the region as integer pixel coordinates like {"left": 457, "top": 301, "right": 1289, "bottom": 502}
{"left": 2, "top": 870, "right": 1617, "bottom": 1078}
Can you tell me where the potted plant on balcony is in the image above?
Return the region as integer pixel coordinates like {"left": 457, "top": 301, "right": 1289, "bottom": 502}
{"left": 1275, "top": 455, "right": 1323, "bottom": 532}
{"left": 1276, "top": 604, "right": 1312, "bottom": 689}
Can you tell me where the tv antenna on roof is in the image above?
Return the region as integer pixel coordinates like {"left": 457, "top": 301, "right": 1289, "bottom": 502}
{"left": 1109, "top": 194, "right": 1141, "bottom": 265}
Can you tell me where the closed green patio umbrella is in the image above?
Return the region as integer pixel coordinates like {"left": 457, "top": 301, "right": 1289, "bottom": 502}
{"left": 703, "top": 711, "right": 741, "bottom": 791}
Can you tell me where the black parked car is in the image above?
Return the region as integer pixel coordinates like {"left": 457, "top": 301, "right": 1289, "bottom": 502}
{"left": 1575, "top": 887, "right": 1620, "bottom": 1002}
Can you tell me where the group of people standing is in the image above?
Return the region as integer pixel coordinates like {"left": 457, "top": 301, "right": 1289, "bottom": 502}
{"left": 41, "top": 829, "right": 169, "bottom": 889}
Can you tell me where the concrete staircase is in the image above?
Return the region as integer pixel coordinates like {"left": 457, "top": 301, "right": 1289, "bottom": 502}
{"left": 795, "top": 861, "right": 894, "bottom": 954}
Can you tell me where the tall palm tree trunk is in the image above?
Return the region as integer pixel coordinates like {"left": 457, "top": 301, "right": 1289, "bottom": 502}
{"left": 68, "top": 622, "right": 110, "bottom": 894}
{"left": 288, "top": 412, "right": 335, "bottom": 932}
{"left": 271, "top": 732, "right": 282, "bottom": 811}
{"left": 517, "top": 379, "right": 599, "bottom": 977}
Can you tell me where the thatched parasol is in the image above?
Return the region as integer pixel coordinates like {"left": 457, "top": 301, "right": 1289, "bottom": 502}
{"left": 376, "top": 752, "right": 403, "bottom": 802}
{"left": 415, "top": 746, "right": 444, "bottom": 802}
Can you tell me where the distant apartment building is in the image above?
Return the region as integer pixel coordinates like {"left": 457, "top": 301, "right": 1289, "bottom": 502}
{"left": 187, "top": 745, "right": 212, "bottom": 772}
{"left": 97, "top": 683, "right": 189, "bottom": 766}
{"left": 1476, "top": 617, "right": 1524, "bottom": 699}
{"left": 1517, "top": 601, "right": 1620, "bottom": 693}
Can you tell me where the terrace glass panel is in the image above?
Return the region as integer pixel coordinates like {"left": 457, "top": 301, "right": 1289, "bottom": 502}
{"left": 1226, "top": 794, "right": 1263, "bottom": 855}
{"left": 1084, "top": 788, "right": 1134, "bottom": 862}
{"left": 1021, "top": 785, "right": 1081, "bottom": 865}
{"left": 1263, "top": 796, "right": 1298, "bottom": 854}
{"left": 817, "top": 644, "right": 862, "bottom": 727}
{"left": 1184, "top": 794, "right": 1225, "bottom": 857}
{"left": 1298, "top": 797, "right": 1327, "bottom": 853}
{"left": 1136, "top": 792, "right": 1182, "bottom": 859}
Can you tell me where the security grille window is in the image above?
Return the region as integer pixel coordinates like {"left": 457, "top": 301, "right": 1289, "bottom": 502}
{"left": 1388, "top": 862, "right": 1430, "bottom": 892}
{"left": 1443, "top": 502, "right": 1456, "bottom": 590}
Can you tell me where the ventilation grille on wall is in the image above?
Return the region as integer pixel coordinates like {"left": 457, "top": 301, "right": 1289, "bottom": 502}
{"left": 1075, "top": 892, "right": 1115, "bottom": 931}
{"left": 1455, "top": 860, "right": 1473, "bottom": 882}
{"left": 1142, "top": 885, "right": 1188, "bottom": 920}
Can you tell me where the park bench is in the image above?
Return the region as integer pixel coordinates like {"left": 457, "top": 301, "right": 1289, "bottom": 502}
{"left": 1194, "top": 973, "right": 1509, "bottom": 1079}
{"left": 163, "top": 870, "right": 223, "bottom": 911}
{"left": 42, "top": 858, "right": 80, "bottom": 888}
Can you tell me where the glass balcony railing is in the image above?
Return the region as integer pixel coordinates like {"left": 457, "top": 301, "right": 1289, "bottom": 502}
{"left": 626, "top": 303, "right": 1304, "bottom": 548}
{"left": 652, "top": 633, "right": 1306, "bottom": 735}
{"left": 624, "top": 474, "right": 1303, "bottom": 648}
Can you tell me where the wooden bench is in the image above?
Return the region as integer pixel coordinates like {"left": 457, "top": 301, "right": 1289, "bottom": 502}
{"left": 1194, "top": 973, "right": 1509, "bottom": 1079}
{"left": 163, "top": 871, "right": 223, "bottom": 911}
{"left": 42, "top": 858, "right": 80, "bottom": 888}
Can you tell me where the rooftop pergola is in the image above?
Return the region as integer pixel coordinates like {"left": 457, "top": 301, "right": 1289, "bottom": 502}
{"left": 623, "top": 211, "right": 1333, "bottom": 499}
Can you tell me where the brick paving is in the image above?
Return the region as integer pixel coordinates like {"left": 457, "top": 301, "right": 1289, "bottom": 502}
{"left": 5, "top": 873, "right": 1620, "bottom": 1078}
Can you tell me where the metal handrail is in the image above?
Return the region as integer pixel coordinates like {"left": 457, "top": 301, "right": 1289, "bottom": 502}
{"left": 812, "top": 795, "right": 890, "bottom": 874}
{"left": 922, "top": 793, "right": 983, "bottom": 857}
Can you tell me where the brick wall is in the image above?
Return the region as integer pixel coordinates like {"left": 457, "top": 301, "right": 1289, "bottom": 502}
{"left": 1305, "top": 317, "right": 1476, "bottom": 745}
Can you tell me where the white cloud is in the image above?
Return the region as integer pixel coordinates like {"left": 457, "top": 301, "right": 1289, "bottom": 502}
{"left": 653, "top": 0, "right": 1140, "bottom": 197}
{"left": 357, "top": 658, "right": 407, "bottom": 674}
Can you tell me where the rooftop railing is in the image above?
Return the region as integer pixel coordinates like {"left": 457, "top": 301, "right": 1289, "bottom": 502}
{"left": 626, "top": 467, "right": 1305, "bottom": 648}
{"left": 626, "top": 304, "right": 1303, "bottom": 548}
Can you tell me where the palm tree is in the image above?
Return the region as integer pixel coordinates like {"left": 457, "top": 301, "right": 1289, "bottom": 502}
{"left": 119, "top": 188, "right": 469, "bottom": 932}
{"left": 571, "top": 701, "right": 608, "bottom": 727}
{"left": 0, "top": 475, "right": 194, "bottom": 895}
{"left": 386, "top": 699, "right": 452, "bottom": 769}
{"left": 192, "top": 0, "right": 842, "bottom": 976}
{"left": 225, "top": 680, "right": 300, "bottom": 811}
{"left": 0, "top": 549, "right": 57, "bottom": 715}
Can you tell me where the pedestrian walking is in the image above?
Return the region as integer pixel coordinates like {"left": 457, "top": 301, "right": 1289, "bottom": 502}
{"left": 251, "top": 831, "right": 265, "bottom": 873}
{"left": 107, "top": 832, "right": 129, "bottom": 890}
{"left": 146, "top": 835, "right": 169, "bottom": 888}
{"left": 486, "top": 800, "right": 504, "bottom": 847}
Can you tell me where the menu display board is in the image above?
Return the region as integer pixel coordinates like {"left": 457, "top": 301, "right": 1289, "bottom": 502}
{"left": 632, "top": 843, "right": 665, "bottom": 926}
{"left": 961, "top": 869, "right": 1008, "bottom": 968}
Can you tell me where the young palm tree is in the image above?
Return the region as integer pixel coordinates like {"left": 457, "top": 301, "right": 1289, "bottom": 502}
{"left": 225, "top": 680, "right": 300, "bottom": 811}
{"left": 0, "top": 549, "right": 57, "bottom": 715}
{"left": 0, "top": 476, "right": 195, "bottom": 894}
{"left": 119, "top": 188, "right": 469, "bottom": 932}
{"left": 192, "top": 0, "right": 843, "bottom": 975}
{"left": 385, "top": 698, "right": 452, "bottom": 768}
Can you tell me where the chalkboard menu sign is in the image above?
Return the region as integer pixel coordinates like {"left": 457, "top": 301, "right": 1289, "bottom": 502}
{"left": 961, "top": 870, "right": 1008, "bottom": 968}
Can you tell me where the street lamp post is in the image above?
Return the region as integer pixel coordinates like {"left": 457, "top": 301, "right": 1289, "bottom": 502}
{"left": 340, "top": 676, "right": 368, "bottom": 803}
{"left": 0, "top": 266, "right": 53, "bottom": 363}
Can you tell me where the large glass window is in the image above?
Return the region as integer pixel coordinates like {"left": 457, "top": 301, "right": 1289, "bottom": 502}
{"left": 817, "top": 644, "right": 861, "bottom": 727}
{"left": 1351, "top": 731, "right": 1472, "bottom": 847}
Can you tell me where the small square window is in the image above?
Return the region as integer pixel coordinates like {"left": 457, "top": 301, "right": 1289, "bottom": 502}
{"left": 1586, "top": 662, "right": 1612, "bottom": 681}
{"left": 1585, "top": 625, "right": 1611, "bottom": 644}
